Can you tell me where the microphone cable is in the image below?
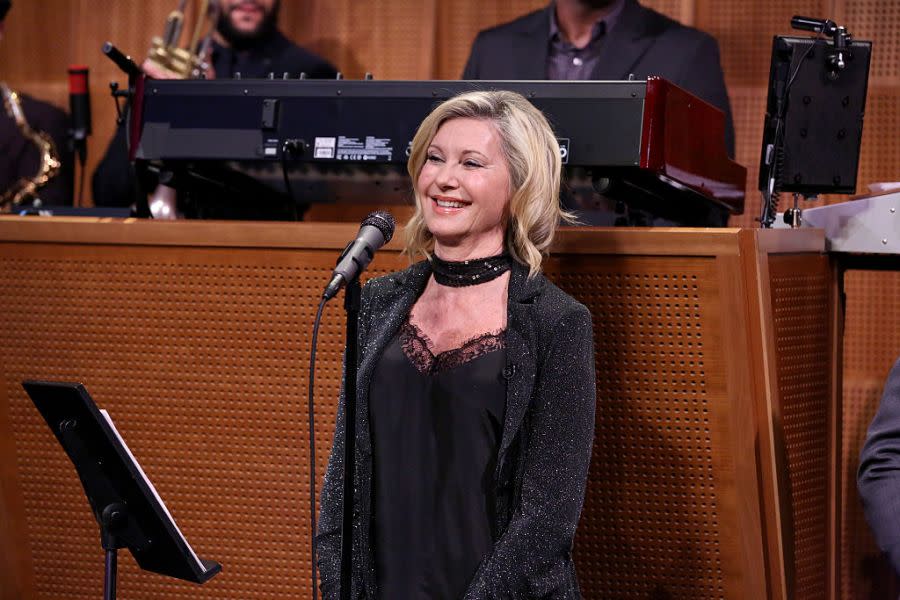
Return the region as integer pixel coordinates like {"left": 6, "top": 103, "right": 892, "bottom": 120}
{"left": 306, "top": 211, "right": 392, "bottom": 598}
{"left": 76, "top": 156, "right": 87, "bottom": 208}
{"left": 281, "top": 139, "right": 302, "bottom": 222}
{"left": 307, "top": 295, "right": 328, "bottom": 600}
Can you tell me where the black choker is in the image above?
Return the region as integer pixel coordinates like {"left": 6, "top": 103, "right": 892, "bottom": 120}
{"left": 430, "top": 253, "right": 512, "bottom": 287}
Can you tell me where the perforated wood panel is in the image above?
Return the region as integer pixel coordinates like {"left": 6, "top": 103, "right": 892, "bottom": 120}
{"left": 548, "top": 256, "right": 733, "bottom": 599}
{"left": 435, "top": 1, "right": 546, "bottom": 80}
{"left": 697, "top": 0, "right": 829, "bottom": 87}
{"left": 768, "top": 255, "right": 832, "bottom": 600}
{"left": 301, "top": 0, "right": 438, "bottom": 80}
{"left": 642, "top": 0, "right": 692, "bottom": 24}
{"left": 0, "top": 243, "right": 407, "bottom": 600}
{"left": 854, "top": 92, "right": 900, "bottom": 196}
{"left": 727, "top": 87, "right": 768, "bottom": 227}
{"left": 843, "top": 271, "right": 900, "bottom": 377}
{"left": 837, "top": 0, "right": 900, "bottom": 83}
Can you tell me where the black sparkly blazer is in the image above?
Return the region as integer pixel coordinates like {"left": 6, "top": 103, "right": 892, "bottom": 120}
{"left": 316, "top": 259, "right": 597, "bottom": 600}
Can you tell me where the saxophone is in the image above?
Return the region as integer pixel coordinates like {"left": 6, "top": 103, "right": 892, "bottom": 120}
{"left": 0, "top": 82, "right": 62, "bottom": 208}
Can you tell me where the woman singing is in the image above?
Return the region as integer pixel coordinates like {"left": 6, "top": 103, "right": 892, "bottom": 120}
{"left": 317, "top": 90, "right": 596, "bottom": 600}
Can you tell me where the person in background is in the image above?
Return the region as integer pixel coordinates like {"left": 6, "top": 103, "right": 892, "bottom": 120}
{"left": 316, "top": 90, "right": 597, "bottom": 599}
{"left": 0, "top": 0, "right": 73, "bottom": 208}
{"left": 462, "top": 0, "right": 735, "bottom": 158}
{"left": 203, "top": 0, "right": 336, "bottom": 81}
{"left": 92, "top": 0, "right": 336, "bottom": 212}
{"left": 858, "top": 357, "right": 900, "bottom": 575}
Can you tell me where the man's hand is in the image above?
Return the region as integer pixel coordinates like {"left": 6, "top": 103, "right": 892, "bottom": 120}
{"left": 140, "top": 58, "right": 217, "bottom": 80}
{"left": 141, "top": 58, "right": 179, "bottom": 80}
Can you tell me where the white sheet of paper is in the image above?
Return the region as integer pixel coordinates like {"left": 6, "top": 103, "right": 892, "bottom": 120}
{"left": 99, "top": 409, "right": 205, "bottom": 572}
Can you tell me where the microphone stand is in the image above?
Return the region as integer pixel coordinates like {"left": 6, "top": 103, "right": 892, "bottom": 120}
{"left": 339, "top": 279, "right": 360, "bottom": 600}
{"left": 102, "top": 42, "right": 151, "bottom": 218}
{"left": 316, "top": 212, "right": 393, "bottom": 598}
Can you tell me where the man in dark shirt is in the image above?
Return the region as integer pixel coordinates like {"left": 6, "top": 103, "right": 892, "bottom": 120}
{"left": 0, "top": 0, "right": 73, "bottom": 207}
{"left": 205, "top": 0, "right": 336, "bottom": 81}
{"left": 92, "top": 0, "right": 337, "bottom": 213}
{"left": 462, "top": 0, "right": 735, "bottom": 157}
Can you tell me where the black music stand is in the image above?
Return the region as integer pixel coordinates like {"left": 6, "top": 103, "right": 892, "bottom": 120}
{"left": 22, "top": 380, "right": 221, "bottom": 600}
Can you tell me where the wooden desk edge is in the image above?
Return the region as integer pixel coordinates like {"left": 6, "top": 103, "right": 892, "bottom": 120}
{"left": 0, "top": 217, "right": 825, "bottom": 256}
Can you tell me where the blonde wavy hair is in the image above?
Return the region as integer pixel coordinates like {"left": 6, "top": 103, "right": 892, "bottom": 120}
{"left": 404, "top": 90, "right": 574, "bottom": 277}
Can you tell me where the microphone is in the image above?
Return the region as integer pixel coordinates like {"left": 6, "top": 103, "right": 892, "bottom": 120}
{"left": 68, "top": 65, "right": 91, "bottom": 166}
{"left": 101, "top": 42, "right": 142, "bottom": 79}
{"left": 791, "top": 16, "right": 837, "bottom": 35}
{"left": 323, "top": 211, "right": 395, "bottom": 301}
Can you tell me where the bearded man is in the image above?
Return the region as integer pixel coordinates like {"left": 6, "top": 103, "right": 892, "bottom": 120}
{"left": 206, "top": 0, "right": 335, "bottom": 80}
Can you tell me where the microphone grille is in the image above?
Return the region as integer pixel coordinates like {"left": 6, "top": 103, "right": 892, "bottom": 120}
{"left": 363, "top": 211, "right": 396, "bottom": 243}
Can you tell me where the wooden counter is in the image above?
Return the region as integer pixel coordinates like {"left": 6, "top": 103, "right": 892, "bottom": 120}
{"left": 0, "top": 217, "right": 834, "bottom": 600}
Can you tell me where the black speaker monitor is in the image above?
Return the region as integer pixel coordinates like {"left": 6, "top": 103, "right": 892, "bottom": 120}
{"left": 758, "top": 27, "right": 872, "bottom": 198}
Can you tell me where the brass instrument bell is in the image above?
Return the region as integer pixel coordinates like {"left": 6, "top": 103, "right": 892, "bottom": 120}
{"left": 146, "top": 0, "right": 220, "bottom": 79}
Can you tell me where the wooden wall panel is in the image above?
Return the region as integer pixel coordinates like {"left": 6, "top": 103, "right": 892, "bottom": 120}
{"left": 434, "top": 0, "right": 546, "bottom": 80}
{"left": 854, "top": 92, "right": 900, "bottom": 192}
{"left": 290, "top": 0, "right": 439, "bottom": 80}
{"left": 843, "top": 271, "right": 900, "bottom": 378}
{"left": 556, "top": 257, "right": 735, "bottom": 598}
{"left": 768, "top": 255, "right": 833, "bottom": 600}
{"left": 644, "top": 0, "right": 694, "bottom": 25}
{"left": 727, "top": 87, "right": 767, "bottom": 227}
{"left": 834, "top": 0, "right": 900, "bottom": 85}
{"left": 0, "top": 379, "right": 35, "bottom": 600}
{"left": 0, "top": 242, "right": 408, "bottom": 600}
{"left": 697, "top": 0, "right": 831, "bottom": 88}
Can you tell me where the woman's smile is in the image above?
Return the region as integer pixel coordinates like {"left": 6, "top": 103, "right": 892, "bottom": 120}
{"left": 432, "top": 194, "right": 471, "bottom": 212}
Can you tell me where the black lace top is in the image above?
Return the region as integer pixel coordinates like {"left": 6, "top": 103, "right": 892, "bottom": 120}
{"left": 369, "top": 318, "right": 507, "bottom": 600}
